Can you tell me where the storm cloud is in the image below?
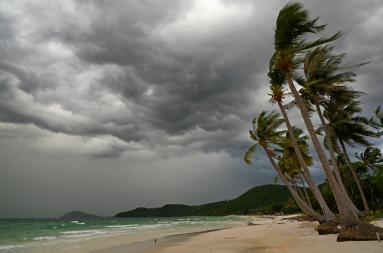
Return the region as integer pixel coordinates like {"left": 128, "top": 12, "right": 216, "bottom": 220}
{"left": 0, "top": 0, "right": 382, "bottom": 217}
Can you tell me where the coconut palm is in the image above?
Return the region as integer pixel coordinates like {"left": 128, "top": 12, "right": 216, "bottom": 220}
{"left": 244, "top": 111, "right": 324, "bottom": 222}
{"left": 299, "top": 46, "right": 364, "bottom": 214}
{"left": 323, "top": 91, "right": 376, "bottom": 212}
{"left": 272, "top": 2, "right": 358, "bottom": 225}
{"left": 356, "top": 147, "right": 383, "bottom": 171}
{"left": 356, "top": 147, "right": 383, "bottom": 213}
{"left": 268, "top": 67, "right": 335, "bottom": 221}
{"left": 278, "top": 128, "right": 314, "bottom": 208}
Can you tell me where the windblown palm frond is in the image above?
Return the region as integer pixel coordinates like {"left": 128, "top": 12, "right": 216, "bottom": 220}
{"left": 244, "top": 111, "right": 286, "bottom": 164}
{"left": 356, "top": 147, "right": 383, "bottom": 171}
{"left": 273, "top": 2, "right": 341, "bottom": 74}
{"left": 278, "top": 127, "right": 313, "bottom": 177}
{"left": 323, "top": 90, "right": 376, "bottom": 148}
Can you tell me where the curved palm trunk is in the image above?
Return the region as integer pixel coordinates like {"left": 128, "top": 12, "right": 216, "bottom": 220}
{"left": 290, "top": 176, "right": 306, "bottom": 202}
{"left": 300, "top": 174, "right": 313, "bottom": 209}
{"left": 277, "top": 100, "right": 335, "bottom": 221}
{"left": 339, "top": 138, "right": 370, "bottom": 213}
{"left": 263, "top": 147, "right": 325, "bottom": 222}
{"left": 286, "top": 75, "right": 359, "bottom": 225}
{"left": 314, "top": 101, "right": 363, "bottom": 216}
{"left": 292, "top": 180, "right": 304, "bottom": 198}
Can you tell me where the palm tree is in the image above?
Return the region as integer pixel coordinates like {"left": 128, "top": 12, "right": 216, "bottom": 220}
{"left": 323, "top": 91, "right": 376, "bottom": 213}
{"left": 356, "top": 147, "right": 383, "bottom": 213}
{"left": 299, "top": 46, "right": 363, "bottom": 215}
{"left": 278, "top": 128, "right": 315, "bottom": 208}
{"left": 244, "top": 111, "right": 324, "bottom": 222}
{"left": 272, "top": 2, "right": 358, "bottom": 225}
{"left": 356, "top": 147, "right": 383, "bottom": 171}
{"left": 268, "top": 67, "right": 335, "bottom": 221}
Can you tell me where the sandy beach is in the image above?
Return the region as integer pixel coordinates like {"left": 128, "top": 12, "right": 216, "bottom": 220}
{"left": 22, "top": 215, "right": 382, "bottom": 253}
{"left": 12, "top": 216, "right": 383, "bottom": 253}
{"left": 135, "top": 216, "right": 383, "bottom": 253}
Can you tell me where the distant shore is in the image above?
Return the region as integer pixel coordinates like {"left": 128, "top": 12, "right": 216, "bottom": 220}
{"left": 18, "top": 215, "right": 380, "bottom": 253}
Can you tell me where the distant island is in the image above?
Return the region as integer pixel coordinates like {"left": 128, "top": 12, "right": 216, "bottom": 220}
{"left": 115, "top": 184, "right": 298, "bottom": 217}
{"left": 60, "top": 211, "right": 102, "bottom": 219}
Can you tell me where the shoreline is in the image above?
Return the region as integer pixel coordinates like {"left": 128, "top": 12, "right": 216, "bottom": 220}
{"left": 93, "top": 215, "right": 383, "bottom": 253}
{"left": 7, "top": 215, "right": 383, "bottom": 253}
{"left": 91, "top": 229, "right": 226, "bottom": 253}
{"left": 12, "top": 217, "right": 244, "bottom": 253}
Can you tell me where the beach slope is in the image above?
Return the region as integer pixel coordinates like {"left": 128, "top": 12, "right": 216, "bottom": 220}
{"left": 96, "top": 216, "right": 383, "bottom": 253}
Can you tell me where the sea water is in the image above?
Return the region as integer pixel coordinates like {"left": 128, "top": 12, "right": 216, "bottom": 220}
{"left": 0, "top": 216, "right": 248, "bottom": 252}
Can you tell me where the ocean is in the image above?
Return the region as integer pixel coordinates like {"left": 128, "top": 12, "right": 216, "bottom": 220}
{"left": 0, "top": 216, "right": 248, "bottom": 252}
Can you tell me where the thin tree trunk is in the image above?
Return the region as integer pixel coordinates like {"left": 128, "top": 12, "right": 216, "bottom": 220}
{"left": 339, "top": 138, "right": 370, "bottom": 213}
{"left": 291, "top": 177, "right": 306, "bottom": 202}
{"left": 286, "top": 75, "right": 359, "bottom": 225}
{"left": 314, "top": 101, "right": 362, "bottom": 216}
{"left": 263, "top": 147, "right": 325, "bottom": 222}
{"left": 277, "top": 100, "right": 335, "bottom": 220}
{"left": 301, "top": 173, "right": 316, "bottom": 209}
{"left": 300, "top": 174, "right": 313, "bottom": 209}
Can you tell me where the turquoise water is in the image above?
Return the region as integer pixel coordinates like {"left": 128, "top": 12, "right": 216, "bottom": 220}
{"left": 0, "top": 216, "right": 247, "bottom": 250}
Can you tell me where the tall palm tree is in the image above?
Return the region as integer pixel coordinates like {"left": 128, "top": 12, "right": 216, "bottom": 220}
{"left": 244, "top": 111, "right": 324, "bottom": 222}
{"left": 272, "top": 2, "right": 358, "bottom": 225}
{"left": 300, "top": 46, "right": 363, "bottom": 215}
{"left": 268, "top": 67, "right": 335, "bottom": 221}
{"left": 324, "top": 93, "right": 377, "bottom": 212}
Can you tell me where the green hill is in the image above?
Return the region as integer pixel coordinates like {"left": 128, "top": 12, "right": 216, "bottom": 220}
{"left": 115, "top": 184, "right": 298, "bottom": 217}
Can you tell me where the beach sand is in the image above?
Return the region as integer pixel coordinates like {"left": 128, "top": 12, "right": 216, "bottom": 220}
{"left": 95, "top": 216, "right": 383, "bottom": 253}
{"left": 22, "top": 216, "right": 383, "bottom": 253}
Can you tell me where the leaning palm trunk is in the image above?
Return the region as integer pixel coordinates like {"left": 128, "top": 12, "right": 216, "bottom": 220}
{"left": 314, "top": 101, "right": 363, "bottom": 216}
{"left": 291, "top": 179, "right": 304, "bottom": 199}
{"left": 286, "top": 75, "right": 359, "bottom": 225}
{"left": 300, "top": 174, "right": 313, "bottom": 209}
{"left": 263, "top": 147, "right": 325, "bottom": 222}
{"left": 277, "top": 100, "right": 335, "bottom": 221}
{"left": 339, "top": 138, "right": 370, "bottom": 213}
{"left": 290, "top": 176, "right": 307, "bottom": 203}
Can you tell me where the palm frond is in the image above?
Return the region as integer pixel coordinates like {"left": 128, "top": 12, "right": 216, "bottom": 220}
{"left": 244, "top": 144, "right": 257, "bottom": 164}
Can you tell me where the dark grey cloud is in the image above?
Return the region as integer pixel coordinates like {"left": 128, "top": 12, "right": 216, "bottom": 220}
{"left": 0, "top": 0, "right": 274, "bottom": 155}
{"left": 0, "top": 0, "right": 382, "bottom": 217}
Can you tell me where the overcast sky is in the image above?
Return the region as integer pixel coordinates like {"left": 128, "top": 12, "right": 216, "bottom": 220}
{"left": 0, "top": 0, "right": 382, "bottom": 218}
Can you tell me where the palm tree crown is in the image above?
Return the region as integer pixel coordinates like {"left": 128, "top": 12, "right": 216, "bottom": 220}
{"left": 244, "top": 111, "right": 286, "bottom": 164}
{"left": 278, "top": 127, "right": 313, "bottom": 177}
{"left": 273, "top": 2, "right": 341, "bottom": 75}
{"left": 323, "top": 91, "right": 376, "bottom": 147}
{"left": 299, "top": 46, "right": 356, "bottom": 104}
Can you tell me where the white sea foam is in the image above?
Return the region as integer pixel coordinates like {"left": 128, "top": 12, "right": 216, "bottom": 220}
{"left": 70, "top": 221, "right": 85, "bottom": 225}
{"left": 0, "top": 245, "right": 25, "bottom": 250}
{"left": 33, "top": 236, "right": 57, "bottom": 241}
{"left": 60, "top": 229, "right": 106, "bottom": 238}
{"left": 106, "top": 224, "right": 137, "bottom": 228}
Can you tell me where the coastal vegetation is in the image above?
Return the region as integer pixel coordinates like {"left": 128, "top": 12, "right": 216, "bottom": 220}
{"left": 116, "top": 184, "right": 297, "bottom": 217}
{"left": 244, "top": 2, "right": 383, "bottom": 241}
